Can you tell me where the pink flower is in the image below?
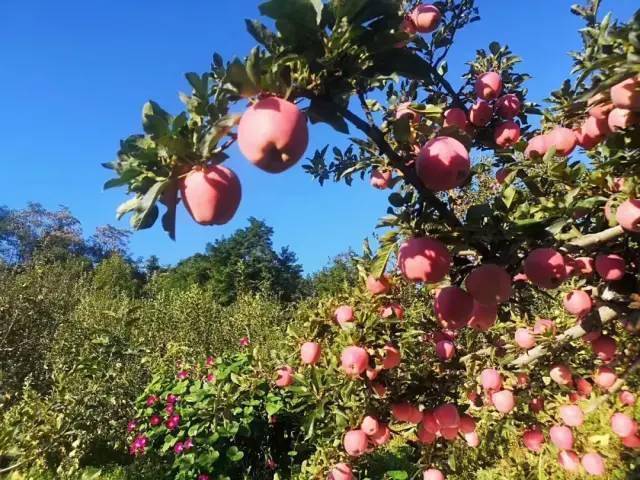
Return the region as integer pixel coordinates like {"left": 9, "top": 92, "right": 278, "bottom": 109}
{"left": 166, "top": 394, "right": 179, "bottom": 404}
{"left": 239, "top": 336, "right": 250, "bottom": 347}
{"left": 129, "top": 435, "right": 149, "bottom": 456}
{"left": 177, "top": 370, "right": 189, "bottom": 380}
{"left": 127, "top": 420, "right": 138, "bottom": 433}
{"left": 165, "top": 403, "right": 175, "bottom": 415}
{"left": 166, "top": 414, "right": 180, "bottom": 430}
{"left": 206, "top": 356, "right": 215, "bottom": 367}
{"left": 173, "top": 442, "right": 184, "bottom": 455}
{"left": 197, "top": 475, "right": 210, "bottom": 480}
{"left": 269, "top": 415, "right": 278, "bottom": 424}
{"left": 266, "top": 458, "right": 277, "bottom": 470}
{"left": 149, "top": 414, "right": 162, "bottom": 427}
{"left": 145, "top": 395, "right": 159, "bottom": 407}
{"left": 184, "top": 437, "right": 194, "bottom": 450}
{"left": 205, "top": 373, "right": 216, "bottom": 383}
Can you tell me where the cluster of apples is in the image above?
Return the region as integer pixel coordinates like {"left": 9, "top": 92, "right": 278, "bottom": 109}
{"left": 372, "top": 69, "right": 525, "bottom": 194}
{"left": 335, "top": 404, "right": 475, "bottom": 479}
{"left": 522, "top": 75, "right": 639, "bottom": 161}
{"left": 179, "top": 96, "right": 309, "bottom": 226}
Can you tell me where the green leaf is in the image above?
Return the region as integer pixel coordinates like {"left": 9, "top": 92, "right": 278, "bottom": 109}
{"left": 371, "top": 237, "right": 397, "bottom": 278}
{"left": 371, "top": 50, "right": 431, "bottom": 81}
{"left": 199, "top": 114, "right": 240, "bottom": 158}
{"left": 245, "top": 20, "right": 280, "bottom": 52}
{"left": 224, "top": 59, "right": 258, "bottom": 97}
{"left": 502, "top": 186, "right": 516, "bottom": 209}
{"left": 226, "top": 446, "right": 244, "bottom": 462}
{"left": 307, "top": 98, "right": 349, "bottom": 134}
{"left": 388, "top": 192, "right": 404, "bottom": 208}
{"left": 116, "top": 197, "right": 141, "bottom": 221}
{"left": 142, "top": 101, "right": 171, "bottom": 138}
{"left": 393, "top": 114, "right": 411, "bottom": 144}
{"left": 161, "top": 182, "right": 179, "bottom": 240}
{"left": 386, "top": 471, "right": 408, "bottom": 480}
{"left": 185, "top": 72, "right": 208, "bottom": 97}
{"left": 130, "top": 180, "right": 168, "bottom": 230}
{"left": 103, "top": 168, "right": 140, "bottom": 190}
{"left": 489, "top": 41, "right": 501, "bottom": 55}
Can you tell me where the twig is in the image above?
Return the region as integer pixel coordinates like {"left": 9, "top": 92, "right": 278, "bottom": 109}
{"left": 566, "top": 225, "right": 625, "bottom": 250}
{"left": 584, "top": 355, "right": 640, "bottom": 414}
{"left": 510, "top": 305, "right": 620, "bottom": 367}
{"left": 325, "top": 99, "right": 463, "bottom": 230}
{"left": 358, "top": 92, "right": 375, "bottom": 127}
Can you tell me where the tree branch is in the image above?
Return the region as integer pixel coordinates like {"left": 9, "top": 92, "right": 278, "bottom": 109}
{"left": 510, "top": 305, "right": 620, "bottom": 367}
{"left": 326, "top": 100, "right": 463, "bottom": 230}
{"left": 358, "top": 92, "right": 375, "bottom": 127}
{"left": 566, "top": 225, "right": 625, "bottom": 250}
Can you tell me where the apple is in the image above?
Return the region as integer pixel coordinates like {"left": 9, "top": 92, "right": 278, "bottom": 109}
{"left": 237, "top": 97, "right": 308, "bottom": 173}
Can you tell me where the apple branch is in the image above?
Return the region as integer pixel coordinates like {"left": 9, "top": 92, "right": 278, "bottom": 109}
{"left": 584, "top": 355, "right": 640, "bottom": 414}
{"left": 324, "top": 99, "right": 463, "bottom": 230}
{"left": 566, "top": 225, "right": 625, "bottom": 250}
{"left": 510, "top": 305, "right": 620, "bottom": 367}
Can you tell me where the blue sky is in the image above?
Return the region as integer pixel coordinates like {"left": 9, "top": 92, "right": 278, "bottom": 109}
{"left": 1, "top": 1, "right": 637, "bottom": 272}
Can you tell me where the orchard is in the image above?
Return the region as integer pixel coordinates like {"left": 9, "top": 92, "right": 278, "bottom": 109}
{"left": 100, "top": 0, "right": 640, "bottom": 478}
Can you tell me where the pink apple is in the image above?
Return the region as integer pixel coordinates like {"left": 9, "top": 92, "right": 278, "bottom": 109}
{"left": 398, "top": 236, "right": 451, "bottom": 283}
{"left": 416, "top": 136, "right": 471, "bottom": 191}
{"left": 475, "top": 72, "right": 503, "bottom": 100}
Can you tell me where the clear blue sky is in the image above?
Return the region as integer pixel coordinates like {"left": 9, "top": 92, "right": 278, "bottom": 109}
{"left": 1, "top": 1, "right": 637, "bottom": 272}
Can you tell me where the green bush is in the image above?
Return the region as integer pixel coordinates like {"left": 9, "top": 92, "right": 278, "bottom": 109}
{"left": 0, "top": 257, "right": 90, "bottom": 399}
{"left": 127, "top": 350, "right": 303, "bottom": 480}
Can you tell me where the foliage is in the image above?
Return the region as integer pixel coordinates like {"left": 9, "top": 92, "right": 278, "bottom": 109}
{"left": 155, "top": 218, "right": 304, "bottom": 304}
{"left": 127, "top": 349, "right": 305, "bottom": 480}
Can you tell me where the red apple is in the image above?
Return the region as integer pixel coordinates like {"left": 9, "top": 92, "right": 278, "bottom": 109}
{"left": 443, "top": 107, "right": 469, "bottom": 130}
{"left": 465, "top": 264, "right": 512, "bottom": 304}
{"left": 610, "top": 76, "right": 640, "bottom": 111}
{"left": 594, "top": 366, "right": 617, "bottom": 389}
{"left": 494, "top": 120, "right": 521, "bottom": 148}
{"left": 180, "top": 165, "right": 241, "bottom": 225}
{"left": 300, "top": 342, "right": 321, "bottom": 365}
{"left": 524, "top": 134, "right": 549, "bottom": 159}
{"left": 410, "top": 4, "right": 442, "bottom": 34}
{"left": 522, "top": 428, "right": 545, "bottom": 452}
{"left": 615, "top": 199, "right": 640, "bottom": 232}
{"left": 416, "top": 136, "right": 471, "bottom": 191}
{"left": 343, "top": 429, "right": 368, "bottom": 457}
{"left": 467, "top": 301, "right": 498, "bottom": 331}
{"left": 475, "top": 72, "right": 503, "bottom": 100}
{"left": 398, "top": 237, "right": 451, "bottom": 283}
{"left": 546, "top": 127, "right": 577, "bottom": 156}
{"left": 524, "top": 248, "right": 567, "bottom": 289}
{"left": 496, "top": 94, "right": 521, "bottom": 118}
{"left": 595, "top": 253, "right": 625, "bottom": 281}
{"left": 563, "top": 290, "right": 593, "bottom": 317}
{"left": 550, "top": 425, "right": 574, "bottom": 450}
{"left": 370, "top": 169, "right": 392, "bottom": 189}
{"left": 434, "top": 286, "right": 474, "bottom": 330}
{"left": 238, "top": 97, "right": 308, "bottom": 173}
{"left": 469, "top": 100, "right": 493, "bottom": 126}
{"left": 608, "top": 107, "right": 639, "bottom": 132}
{"left": 366, "top": 274, "right": 391, "bottom": 295}
{"left": 341, "top": 346, "right": 369, "bottom": 376}
{"left": 588, "top": 93, "right": 614, "bottom": 120}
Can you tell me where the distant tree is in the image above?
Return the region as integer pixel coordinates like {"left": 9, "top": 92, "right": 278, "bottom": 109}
{"left": 0, "top": 204, "right": 131, "bottom": 265}
{"left": 308, "top": 250, "right": 359, "bottom": 297}
{"left": 0, "top": 203, "right": 84, "bottom": 264}
{"left": 142, "top": 255, "right": 164, "bottom": 279}
{"left": 160, "top": 218, "right": 304, "bottom": 304}
{"left": 87, "top": 225, "right": 132, "bottom": 262}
